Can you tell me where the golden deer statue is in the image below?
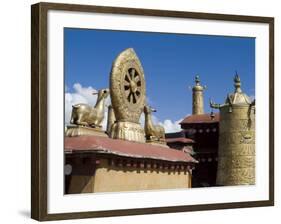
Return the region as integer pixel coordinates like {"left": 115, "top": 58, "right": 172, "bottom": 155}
{"left": 70, "top": 88, "right": 110, "bottom": 128}
{"left": 143, "top": 105, "right": 165, "bottom": 142}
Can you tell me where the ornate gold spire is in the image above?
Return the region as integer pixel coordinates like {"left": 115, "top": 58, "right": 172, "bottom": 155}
{"left": 234, "top": 72, "right": 242, "bottom": 93}
{"left": 210, "top": 73, "right": 251, "bottom": 109}
{"left": 227, "top": 73, "right": 251, "bottom": 105}
{"left": 209, "top": 73, "right": 255, "bottom": 186}
{"left": 192, "top": 75, "right": 206, "bottom": 115}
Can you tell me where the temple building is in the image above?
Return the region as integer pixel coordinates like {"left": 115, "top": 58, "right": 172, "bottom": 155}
{"left": 166, "top": 74, "right": 255, "bottom": 187}
{"left": 166, "top": 76, "right": 219, "bottom": 187}
{"left": 165, "top": 131, "right": 195, "bottom": 152}
{"left": 65, "top": 135, "right": 196, "bottom": 193}
{"left": 179, "top": 113, "right": 219, "bottom": 187}
{"left": 182, "top": 76, "right": 219, "bottom": 187}
{"left": 64, "top": 47, "right": 254, "bottom": 193}
{"left": 64, "top": 48, "right": 197, "bottom": 194}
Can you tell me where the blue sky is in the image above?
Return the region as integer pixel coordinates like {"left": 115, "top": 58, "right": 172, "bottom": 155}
{"left": 64, "top": 28, "right": 255, "bottom": 123}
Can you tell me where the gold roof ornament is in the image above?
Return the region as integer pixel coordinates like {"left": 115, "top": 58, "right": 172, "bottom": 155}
{"left": 66, "top": 88, "right": 110, "bottom": 137}
{"left": 144, "top": 105, "right": 168, "bottom": 147}
{"left": 110, "top": 48, "right": 146, "bottom": 123}
{"left": 225, "top": 73, "right": 251, "bottom": 105}
{"left": 191, "top": 75, "right": 206, "bottom": 115}
{"left": 210, "top": 73, "right": 255, "bottom": 186}
{"left": 192, "top": 75, "right": 205, "bottom": 91}
{"left": 109, "top": 48, "right": 146, "bottom": 143}
{"left": 210, "top": 73, "right": 252, "bottom": 110}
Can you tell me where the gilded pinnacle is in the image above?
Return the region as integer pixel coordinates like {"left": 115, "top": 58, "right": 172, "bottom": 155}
{"left": 195, "top": 75, "right": 200, "bottom": 85}
{"left": 192, "top": 75, "right": 205, "bottom": 115}
{"left": 234, "top": 72, "right": 242, "bottom": 93}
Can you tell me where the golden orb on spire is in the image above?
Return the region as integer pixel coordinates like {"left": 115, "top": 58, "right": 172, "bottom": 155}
{"left": 192, "top": 75, "right": 205, "bottom": 91}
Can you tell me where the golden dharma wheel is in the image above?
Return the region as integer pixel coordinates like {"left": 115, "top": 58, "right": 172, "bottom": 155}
{"left": 110, "top": 48, "right": 146, "bottom": 123}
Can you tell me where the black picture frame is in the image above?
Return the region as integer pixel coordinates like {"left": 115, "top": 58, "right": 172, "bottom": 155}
{"left": 31, "top": 2, "right": 274, "bottom": 221}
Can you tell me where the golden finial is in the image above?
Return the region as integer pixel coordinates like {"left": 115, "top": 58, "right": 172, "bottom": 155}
{"left": 195, "top": 75, "right": 200, "bottom": 85}
{"left": 234, "top": 71, "right": 242, "bottom": 93}
{"left": 192, "top": 74, "right": 206, "bottom": 115}
{"left": 192, "top": 75, "right": 206, "bottom": 91}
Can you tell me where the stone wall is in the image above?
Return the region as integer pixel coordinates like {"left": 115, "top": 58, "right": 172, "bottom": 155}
{"left": 67, "top": 158, "right": 192, "bottom": 193}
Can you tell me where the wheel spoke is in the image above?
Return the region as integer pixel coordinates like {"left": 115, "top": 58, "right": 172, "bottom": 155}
{"left": 132, "top": 93, "right": 137, "bottom": 103}
{"left": 130, "top": 68, "right": 136, "bottom": 79}
{"left": 129, "top": 71, "right": 133, "bottom": 80}
{"left": 134, "top": 75, "right": 140, "bottom": 82}
{"left": 125, "top": 72, "right": 132, "bottom": 82}
{"left": 127, "top": 92, "right": 132, "bottom": 102}
{"left": 124, "top": 78, "right": 130, "bottom": 84}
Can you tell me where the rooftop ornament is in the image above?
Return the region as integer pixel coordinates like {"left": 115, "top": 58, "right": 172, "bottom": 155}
{"left": 209, "top": 72, "right": 255, "bottom": 186}
{"left": 109, "top": 48, "right": 146, "bottom": 143}
{"left": 65, "top": 88, "right": 110, "bottom": 137}
{"left": 210, "top": 72, "right": 252, "bottom": 112}
{"left": 191, "top": 75, "right": 206, "bottom": 115}
{"left": 144, "top": 105, "right": 166, "bottom": 146}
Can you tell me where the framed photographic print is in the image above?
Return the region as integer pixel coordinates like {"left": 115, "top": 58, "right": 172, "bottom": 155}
{"left": 31, "top": 2, "right": 274, "bottom": 221}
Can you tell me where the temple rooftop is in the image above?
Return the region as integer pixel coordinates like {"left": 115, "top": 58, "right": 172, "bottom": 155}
{"left": 180, "top": 113, "right": 220, "bottom": 125}
{"left": 165, "top": 137, "right": 195, "bottom": 144}
{"left": 65, "top": 135, "right": 197, "bottom": 164}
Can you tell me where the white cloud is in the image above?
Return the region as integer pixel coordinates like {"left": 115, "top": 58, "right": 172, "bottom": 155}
{"left": 65, "top": 83, "right": 182, "bottom": 133}
{"left": 158, "top": 118, "right": 182, "bottom": 133}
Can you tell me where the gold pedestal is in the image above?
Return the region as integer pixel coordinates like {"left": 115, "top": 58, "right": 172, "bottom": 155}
{"left": 110, "top": 121, "right": 145, "bottom": 143}
{"left": 65, "top": 125, "right": 108, "bottom": 137}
